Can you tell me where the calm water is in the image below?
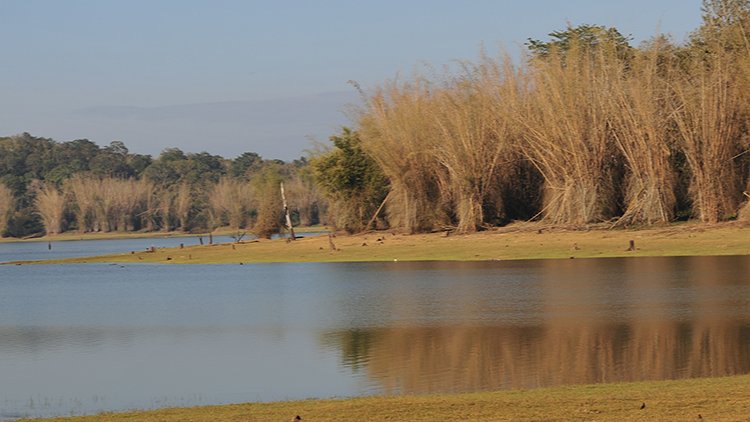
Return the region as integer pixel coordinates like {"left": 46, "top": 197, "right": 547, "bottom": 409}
{"left": 1, "top": 254, "right": 750, "bottom": 419}
{"left": 0, "top": 232, "right": 317, "bottom": 263}
{"left": 0, "top": 236, "right": 235, "bottom": 263}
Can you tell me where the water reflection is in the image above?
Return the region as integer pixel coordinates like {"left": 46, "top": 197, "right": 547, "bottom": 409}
{"left": 323, "top": 256, "right": 750, "bottom": 394}
{"left": 1, "top": 255, "right": 749, "bottom": 418}
{"left": 325, "top": 321, "right": 750, "bottom": 394}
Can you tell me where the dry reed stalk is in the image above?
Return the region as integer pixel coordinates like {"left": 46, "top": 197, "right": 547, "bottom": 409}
{"left": 430, "top": 55, "right": 520, "bottom": 232}
{"left": 0, "top": 183, "right": 12, "bottom": 236}
{"left": 739, "top": 190, "right": 750, "bottom": 220}
{"left": 175, "top": 182, "right": 192, "bottom": 231}
{"left": 34, "top": 182, "right": 66, "bottom": 235}
{"left": 157, "top": 188, "right": 174, "bottom": 231}
{"left": 208, "top": 178, "right": 252, "bottom": 230}
{"left": 671, "top": 46, "right": 745, "bottom": 222}
{"left": 141, "top": 180, "right": 158, "bottom": 231}
{"left": 96, "top": 178, "right": 123, "bottom": 232}
{"left": 66, "top": 175, "right": 97, "bottom": 232}
{"left": 285, "top": 173, "right": 320, "bottom": 226}
{"left": 607, "top": 43, "right": 676, "bottom": 225}
{"left": 112, "top": 179, "right": 145, "bottom": 231}
{"left": 514, "top": 43, "right": 617, "bottom": 225}
{"left": 360, "top": 77, "right": 447, "bottom": 233}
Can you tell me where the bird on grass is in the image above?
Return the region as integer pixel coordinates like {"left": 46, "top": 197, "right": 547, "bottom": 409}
{"left": 640, "top": 402, "right": 646, "bottom": 410}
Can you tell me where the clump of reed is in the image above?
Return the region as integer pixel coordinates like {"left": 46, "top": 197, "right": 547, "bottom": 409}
{"left": 208, "top": 177, "right": 253, "bottom": 231}
{"left": 513, "top": 41, "right": 618, "bottom": 225}
{"left": 429, "top": 56, "right": 520, "bottom": 232}
{"left": 284, "top": 170, "right": 322, "bottom": 227}
{"left": 175, "top": 182, "right": 193, "bottom": 231}
{"left": 0, "top": 183, "right": 13, "bottom": 236}
{"left": 65, "top": 176, "right": 155, "bottom": 232}
{"left": 33, "top": 182, "right": 66, "bottom": 235}
{"left": 359, "top": 76, "right": 448, "bottom": 233}
{"left": 671, "top": 45, "right": 746, "bottom": 222}
{"left": 353, "top": 14, "right": 750, "bottom": 231}
{"left": 606, "top": 39, "right": 677, "bottom": 225}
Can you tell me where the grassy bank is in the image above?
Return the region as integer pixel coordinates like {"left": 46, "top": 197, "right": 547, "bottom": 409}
{"left": 22, "top": 374, "right": 750, "bottom": 421}
{"left": 22, "top": 221, "right": 750, "bottom": 264}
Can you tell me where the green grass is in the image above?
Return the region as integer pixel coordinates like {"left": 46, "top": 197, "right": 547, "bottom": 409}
{"left": 21, "top": 374, "right": 750, "bottom": 421}
{"left": 19, "top": 221, "right": 750, "bottom": 265}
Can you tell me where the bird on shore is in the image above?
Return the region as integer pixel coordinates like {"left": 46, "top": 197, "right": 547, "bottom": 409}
{"left": 640, "top": 402, "right": 646, "bottom": 410}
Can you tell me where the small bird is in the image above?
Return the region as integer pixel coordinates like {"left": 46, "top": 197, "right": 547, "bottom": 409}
{"left": 293, "top": 416, "right": 302, "bottom": 421}
{"left": 640, "top": 402, "right": 646, "bottom": 410}
{"left": 698, "top": 414, "right": 703, "bottom": 420}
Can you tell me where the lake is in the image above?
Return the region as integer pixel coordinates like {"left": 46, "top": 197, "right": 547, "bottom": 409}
{"left": 1, "top": 252, "right": 749, "bottom": 419}
{"left": 0, "top": 232, "right": 316, "bottom": 263}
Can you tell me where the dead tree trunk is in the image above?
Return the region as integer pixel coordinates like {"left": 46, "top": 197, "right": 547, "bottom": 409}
{"left": 280, "top": 182, "right": 295, "bottom": 241}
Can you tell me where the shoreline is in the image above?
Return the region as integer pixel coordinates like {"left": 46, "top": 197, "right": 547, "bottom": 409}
{"left": 20, "top": 374, "right": 750, "bottom": 421}
{"left": 13, "top": 221, "right": 750, "bottom": 265}
{"left": 0, "top": 225, "right": 330, "bottom": 244}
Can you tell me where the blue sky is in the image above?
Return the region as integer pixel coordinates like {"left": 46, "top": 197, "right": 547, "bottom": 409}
{"left": 0, "top": 0, "right": 703, "bottom": 159}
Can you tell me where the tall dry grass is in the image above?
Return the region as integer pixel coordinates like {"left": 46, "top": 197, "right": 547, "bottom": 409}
{"left": 157, "top": 188, "right": 174, "bottom": 232}
{"left": 66, "top": 175, "right": 97, "bottom": 232}
{"left": 429, "top": 56, "right": 522, "bottom": 232}
{"left": 513, "top": 42, "right": 618, "bottom": 225}
{"left": 175, "top": 182, "right": 192, "bottom": 231}
{"left": 354, "top": 24, "right": 750, "bottom": 230}
{"left": 66, "top": 176, "right": 154, "bottom": 232}
{"left": 671, "top": 46, "right": 746, "bottom": 222}
{"left": 208, "top": 178, "right": 253, "bottom": 230}
{"left": 360, "top": 77, "right": 447, "bottom": 233}
{"left": 285, "top": 172, "right": 321, "bottom": 226}
{"left": 0, "top": 183, "right": 12, "bottom": 236}
{"left": 607, "top": 41, "right": 677, "bottom": 225}
{"left": 34, "top": 182, "right": 66, "bottom": 235}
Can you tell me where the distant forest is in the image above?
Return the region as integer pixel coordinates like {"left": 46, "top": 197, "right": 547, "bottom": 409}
{"left": 2, "top": 0, "right": 750, "bottom": 238}
{"left": 0, "top": 134, "right": 321, "bottom": 238}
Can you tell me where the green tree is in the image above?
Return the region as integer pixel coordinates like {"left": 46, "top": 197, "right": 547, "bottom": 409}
{"left": 251, "top": 163, "right": 284, "bottom": 239}
{"left": 313, "top": 127, "right": 388, "bottom": 233}
{"left": 526, "top": 24, "right": 633, "bottom": 61}
{"left": 231, "top": 152, "right": 263, "bottom": 179}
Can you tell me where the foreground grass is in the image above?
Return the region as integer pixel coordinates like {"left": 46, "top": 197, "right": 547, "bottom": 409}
{"left": 25, "top": 221, "right": 750, "bottom": 264}
{"left": 23, "top": 375, "right": 750, "bottom": 421}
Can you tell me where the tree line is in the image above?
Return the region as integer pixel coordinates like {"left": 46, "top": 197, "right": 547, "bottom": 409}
{"left": 0, "top": 134, "right": 322, "bottom": 238}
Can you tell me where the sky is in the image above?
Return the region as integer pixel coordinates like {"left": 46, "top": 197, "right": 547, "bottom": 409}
{"left": 0, "top": 0, "right": 703, "bottom": 160}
